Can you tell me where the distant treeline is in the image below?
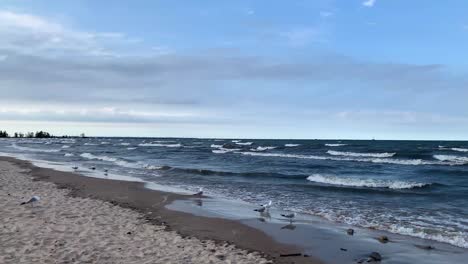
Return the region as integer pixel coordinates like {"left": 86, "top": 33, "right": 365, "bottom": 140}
{"left": 0, "top": 130, "right": 85, "bottom": 138}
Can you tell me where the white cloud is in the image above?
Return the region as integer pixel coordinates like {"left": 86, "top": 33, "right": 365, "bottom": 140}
{"left": 0, "top": 10, "right": 139, "bottom": 57}
{"left": 281, "top": 27, "right": 321, "bottom": 47}
{"left": 320, "top": 11, "right": 333, "bottom": 18}
{"left": 362, "top": 0, "right": 376, "bottom": 7}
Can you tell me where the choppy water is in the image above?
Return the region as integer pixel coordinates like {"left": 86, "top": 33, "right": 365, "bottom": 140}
{"left": 1, "top": 137, "right": 467, "bottom": 248}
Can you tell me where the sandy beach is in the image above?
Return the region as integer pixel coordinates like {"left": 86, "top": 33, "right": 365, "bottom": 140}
{"left": 0, "top": 157, "right": 318, "bottom": 264}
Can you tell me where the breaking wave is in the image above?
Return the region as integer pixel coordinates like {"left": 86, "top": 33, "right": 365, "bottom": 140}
{"left": 251, "top": 146, "right": 276, "bottom": 151}
{"left": 10, "top": 144, "right": 61, "bottom": 153}
{"left": 325, "top": 143, "right": 347, "bottom": 147}
{"left": 238, "top": 151, "right": 443, "bottom": 166}
{"left": 80, "top": 152, "right": 160, "bottom": 170}
{"left": 285, "top": 144, "right": 300, "bottom": 147}
{"left": 452, "top": 148, "right": 468, "bottom": 152}
{"left": 235, "top": 142, "right": 253, "bottom": 146}
{"left": 138, "top": 143, "right": 182, "bottom": 148}
{"left": 306, "top": 174, "right": 431, "bottom": 189}
{"left": 327, "top": 150, "right": 396, "bottom": 158}
{"left": 433, "top": 155, "right": 468, "bottom": 164}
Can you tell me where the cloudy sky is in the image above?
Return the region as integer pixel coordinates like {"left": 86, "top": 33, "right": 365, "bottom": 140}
{"left": 1, "top": 0, "right": 467, "bottom": 139}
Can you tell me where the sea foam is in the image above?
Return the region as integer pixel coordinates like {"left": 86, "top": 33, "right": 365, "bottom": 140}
{"left": 138, "top": 143, "right": 182, "bottom": 148}
{"left": 306, "top": 174, "right": 430, "bottom": 189}
{"left": 325, "top": 143, "right": 347, "bottom": 147}
{"left": 327, "top": 150, "right": 396, "bottom": 158}
{"left": 10, "top": 144, "right": 61, "bottom": 153}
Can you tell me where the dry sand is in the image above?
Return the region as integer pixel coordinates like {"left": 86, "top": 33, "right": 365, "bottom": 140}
{"left": 0, "top": 160, "right": 272, "bottom": 264}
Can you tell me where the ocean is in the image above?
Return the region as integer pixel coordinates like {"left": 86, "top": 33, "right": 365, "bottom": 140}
{"left": 1, "top": 137, "right": 467, "bottom": 249}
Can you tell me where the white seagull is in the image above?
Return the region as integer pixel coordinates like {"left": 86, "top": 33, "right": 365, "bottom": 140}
{"left": 193, "top": 187, "right": 203, "bottom": 196}
{"left": 21, "top": 196, "right": 40, "bottom": 207}
{"left": 281, "top": 212, "right": 296, "bottom": 222}
{"left": 254, "top": 200, "right": 272, "bottom": 212}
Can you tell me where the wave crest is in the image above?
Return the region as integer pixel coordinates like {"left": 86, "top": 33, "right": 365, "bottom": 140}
{"left": 10, "top": 144, "right": 61, "bottom": 153}
{"left": 138, "top": 143, "right": 182, "bottom": 148}
{"left": 306, "top": 174, "right": 431, "bottom": 189}
{"left": 433, "top": 155, "right": 468, "bottom": 164}
{"left": 325, "top": 143, "right": 347, "bottom": 147}
{"left": 327, "top": 150, "right": 395, "bottom": 158}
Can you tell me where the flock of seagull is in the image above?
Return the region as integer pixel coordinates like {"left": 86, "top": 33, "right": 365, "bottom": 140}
{"left": 24, "top": 165, "right": 296, "bottom": 222}
{"left": 253, "top": 200, "right": 297, "bottom": 222}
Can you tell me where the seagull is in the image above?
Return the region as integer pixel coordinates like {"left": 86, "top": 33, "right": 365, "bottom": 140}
{"left": 261, "top": 200, "right": 272, "bottom": 209}
{"left": 21, "top": 196, "right": 40, "bottom": 207}
{"left": 90, "top": 167, "right": 96, "bottom": 170}
{"left": 254, "top": 200, "right": 272, "bottom": 213}
{"left": 72, "top": 166, "right": 78, "bottom": 170}
{"left": 193, "top": 187, "right": 203, "bottom": 196}
{"left": 254, "top": 206, "right": 267, "bottom": 213}
{"left": 281, "top": 212, "right": 296, "bottom": 222}
{"left": 104, "top": 169, "right": 108, "bottom": 173}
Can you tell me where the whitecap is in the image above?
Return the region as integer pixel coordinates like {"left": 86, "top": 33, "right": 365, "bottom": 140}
{"left": 251, "top": 146, "right": 276, "bottom": 151}
{"left": 80, "top": 153, "right": 117, "bottom": 162}
{"left": 212, "top": 148, "right": 241, "bottom": 154}
{"left": 120, "top": 142, "right": 131, "bottom": 146}
{"left": 306, "top": 174, "right": 430, "bottom": 189}
{"left": 138, "top": 143, "right": 182, "bottom": 148}
{"left": 61, "top": 145, "right": 70, "bottom": 149}
{"left": 433, "top": 155, "right": 468, "bottom": 164}
{"left": 235, "top": 142, "right": 253, "bottom": 146}
{"left": 10, "top": 144, "right": 61, "bottom": 153}
{"left": 325, "top": 143, "right": 347, "bottom": 147}
{"left": 285, "top": 144, "right": 300, "bottom": 147}
{"left": 238, "top": 151, "right": 439, "bottom": 166}
{"left": 64, "top": 153, "right": 74, "bottom": 157}
{"left": 327, "top": 150, "right": 396, "bottom": 158}
{"left": 80, "top": 153, "right": 142, "bottom": 169}
{"left": 210, "top": 144, "right": 223, "bottom": 148}
{"left": 452, "top": 148, "right": 468, "bottom": 152}
{"left": 127, "top": 147, "right": 137, "bottom": 150}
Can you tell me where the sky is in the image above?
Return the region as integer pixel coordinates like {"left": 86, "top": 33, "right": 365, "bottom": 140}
{"left": 0, "top": 0, "right": 467, "bottom": 140}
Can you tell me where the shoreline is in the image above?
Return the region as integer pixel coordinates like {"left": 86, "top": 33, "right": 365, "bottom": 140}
{"left": 0, "top": 156, "right": 319, "bottom": 264}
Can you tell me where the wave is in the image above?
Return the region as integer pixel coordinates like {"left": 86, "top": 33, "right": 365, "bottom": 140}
{"left": 120, "top": 142, "right": 130, "bottom": 146}
{"left": 238, "top": 151, "right": 443, "bottom": 166}
{"left": 64, "top": 153, "right": 74, "bottom": 157}
{"left": 100, "top": 141, "right": 110, "bottom": 145}
{"left": 306, "top": 174, "right": 431, "bottom": 189}
{"left": 327, "top": 150, "right": 396, "bottom": 158}
{"left": 433, "top": 155, "right": 468, "bottom": 164}
{"left": 79, "top": 152, "right": 152, "bottom": 170}
{"left": 10, "top": 144, "right": 61, "bottom": 153}
{"left": 325, "top": 143, "right": 347, "bottom": 147}
{"left": 235, "top": 142, "right": 253, "bottom": 146}
{"left": 152, "top": 165, "right": 307, "bottom": 180}
{"left": 452, "top": 148, "right": 468, "bottom": 152}
{"left": 232, "top": 140, "right": 241, "bottom": 143}
{"left": 84, "top": 143, "right": 97, "bottom": 146}
{"left": 80, "top": 153, "right": 118, "bottom": 162}
{"left": 212, "top": 147, "right": 241, "bottom": 154}
{"left": 138, "top": 143, "right": 182, "bottom": 148}
{"left": 126, "top": 147, "right": 137, "bottom": 150}
{"left": 251, "top": 146, "right": 277, "bottom": 151}
{"left": 285, "top": 144, "right": 300, "bottom": 147}
{"left": 61, "top": 145, "right": 70, "bottom": 149}
{"left": 210, "top": 144, "right": 223, "bottom": 148}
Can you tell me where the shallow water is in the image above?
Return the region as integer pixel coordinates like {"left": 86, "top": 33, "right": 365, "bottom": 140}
{"left": 1, "top": 137, "right": 467, "bottom": 249}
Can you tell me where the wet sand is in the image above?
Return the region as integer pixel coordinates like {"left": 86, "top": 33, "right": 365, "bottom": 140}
{"left": 0, "top": 156, "right": 320, "bottom": 264}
